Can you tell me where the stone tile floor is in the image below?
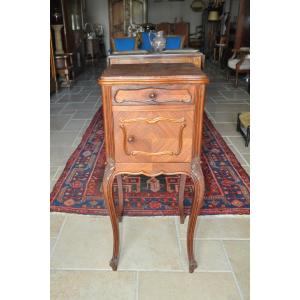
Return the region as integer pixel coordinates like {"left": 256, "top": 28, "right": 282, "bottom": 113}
{"left": 50, "top": 60, "right": 250, "bottom": 300}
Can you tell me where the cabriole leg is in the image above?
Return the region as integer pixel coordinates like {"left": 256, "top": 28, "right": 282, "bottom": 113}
{"left": 102, "top": 159, "right": 119, "bottom": 271}
{"left": 116, "top": 175, "right": 124, "bottom": 222}
{"left": 178, "top": 174, "right": 187, "bottom": 224}
{"left": 187, "top": 158, "right": 205, "bottom": 273}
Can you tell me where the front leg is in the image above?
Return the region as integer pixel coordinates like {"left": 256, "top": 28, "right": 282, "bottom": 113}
{"left": 102, "top": 159, "right": 119, "bottom": 271}
{"left": 116, "top": 175, "right": 124, "bottom": 222}
{"left": 178, "top": 174, "right": 187, "bottom": 224}
{"left": 187, "top": 158, "right": 205, "bottom": 273}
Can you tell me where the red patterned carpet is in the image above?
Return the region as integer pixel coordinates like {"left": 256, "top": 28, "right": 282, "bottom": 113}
{"left": 50, "top": 108, "right": 250, "bottom": 216}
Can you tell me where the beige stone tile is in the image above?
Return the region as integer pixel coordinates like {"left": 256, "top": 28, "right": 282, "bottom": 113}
{"left": 204, "top": 110, "right": 216, "bottom": 123}
{"left": 51, "top": 103, "right": 66, "bottom": 114}
{"left": 243, "top": 165, "right": 250, "bottom": 175}
{"left": 223, "top": 240, "right": 250, "bottom": 300}
{"left": 62, "top": 103, "right": 96, "bottom": 112}
{"left": 228, "top": 144, "right": 249, "bottom": 166}
{"left": 51, "top": 270, "right": 136, "bottom": 300}
{"left": 51, "top": 215, "right": 113, "bottom": 269}
{"left": 224, "top": 136, "right": 233, "bottom": 145}
{"left": 72, "top": 136, "right": 83, "bottom": 148}
{"left": 50, "top": 237, "right": 56, "bottom": 255}
{"left": 50, "top": 131, "right": 79, "bottom": 146}
{"left": 228, "top": 136, "right": 250, "bottom": 154}
{"left": 178, "top": 216, "right": 250, "bottom": 239}
{"left": 139, "top": 271, "right": 241, "bottom": 300}
{"left": 119, "top": 217, "right": 182, "bottom": 270}
{"left": 180, "top": 240, "right": 230, "bottom": 271}
{"left": 205, "top": 103, "right": 249, "bottom": 114}
{"left": 210, "top": 112, "right": 238, "bottom": 123}
{"left": 50, "top": 214, "right": 66, "bottom": 237}
{"left": 214, "top": 123, "right": 241, "bottom": 137}
{"left": 73, "top": 110, "right": 95, "bottom": 119}
{"left": 62, "top": 119, "right": 86, "bottom": 131}
{"left": 51, "top": 115, "right": 73, "bottom": 131}
{"left": 242, "top": 153, "right": 250, "bottom": 165}
{"left": 50, "top": 167, "right": 59, "bottom": 180}
{"left": 85, "top": 95, "right": 100, "bottom": 103}
{"left": 50, "top": 146, "right": 75, "bottom": 165}
{"left": 53, "top": 166, "right": 64, "bottom": 180}
{"left": 50, "top": 180, "right": 56, "bottom": 191}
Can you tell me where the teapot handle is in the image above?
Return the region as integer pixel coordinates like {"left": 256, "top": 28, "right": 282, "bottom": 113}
{"left": 148, "top": 31, "right": 156, "bottom": 46}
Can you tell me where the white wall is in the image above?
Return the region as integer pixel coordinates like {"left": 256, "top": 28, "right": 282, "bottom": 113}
{"left": 148, "top": 0, "right": 203, "bottom": 34}
{"left": 85, "top": 0, "right": 110, "bottom": 52}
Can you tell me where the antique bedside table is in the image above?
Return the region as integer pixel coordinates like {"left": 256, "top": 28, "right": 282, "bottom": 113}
{"left": 98, "top": 63, "right": 209, "bottom": 273}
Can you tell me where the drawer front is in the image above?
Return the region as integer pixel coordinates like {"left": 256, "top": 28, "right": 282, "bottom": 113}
{"left": 112, "top": 85, "right": 195, "bottom": 105}
{"left": 113, "top": 109, "right": 194, "bottom": 163}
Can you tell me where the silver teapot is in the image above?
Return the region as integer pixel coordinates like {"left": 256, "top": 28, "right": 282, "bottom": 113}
{"left": 149, "top": 31, "right": 166, "bottom": 52}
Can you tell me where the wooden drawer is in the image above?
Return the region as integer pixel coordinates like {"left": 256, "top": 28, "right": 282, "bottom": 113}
{"left": 113, "top": 107, "right": 194, "bottom": 163}
{"left": 111, "top": 85, "right": 195, "bottom": 105}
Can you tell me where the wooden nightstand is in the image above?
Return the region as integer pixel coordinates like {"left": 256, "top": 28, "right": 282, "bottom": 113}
{"left": 98, "top": 63, "right": 209, "bottom": 273}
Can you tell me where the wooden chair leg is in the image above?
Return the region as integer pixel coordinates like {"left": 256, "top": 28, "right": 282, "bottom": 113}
{"left": 245, "top": 126, "right": 250, "bottom": 147}
{"left": 237, "top": 113, "right": 241, "bottom": 132}
{"left": 116, "top": 175, "right": 124, "bottom": 222}
{"left": 178, "top": 174, "right": 187, "bottom": 224}
{"left": 235, "top": 70, "right": 239, "bottom": 87}
{"left": 103, "top": 160, "right": 119, "bottom": 271}
{"left": 226, "top": 68, "right": 230, "bottom": 81}
{"left": 187, "top": 158, "right": 205, "bottom": 273}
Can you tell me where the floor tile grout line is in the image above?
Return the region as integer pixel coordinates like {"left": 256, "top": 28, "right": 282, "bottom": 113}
{"left": 51, "top": 167, "right": 60, "bottom": 181}
{"left": 136, "top": 271, "right": 139, "bottom": 300}
{"left": 59, "top": 113, "right": 79, "bottom": 131}
{"left": 179, "top": 237, "right": 250, "bottom": 241}
{"left": 50, "top": 267, "right": 233, "bottom": 273}
{"left": 228, "top": 142, "right": 249, "bottom": 167}
{"left": 70, "top": 119, "right": 91, "bottom": 147}
{"left": 204, "top": 110, "right": 216, "bottom": 123}
{"left": 221, "top": 241, "right": 245, "bottom": 300}
{"left": 228, "top": 139, "right": 250, "bottom": 156}
{"left": 50, "top": 215, "right": 68, "bottom": 260}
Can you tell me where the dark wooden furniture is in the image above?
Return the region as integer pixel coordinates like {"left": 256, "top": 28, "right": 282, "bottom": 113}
{"left": 155, "top": 22, "right": 190, "bottom": 47}
{"left": 108, "top": 0, "right": 147, "bottom": 48}
{"left": 107, "top": 52, "right": 205, "bottom": 69}
{"left": 174, "top": 22, "right": 190, "bottom": 47}
{"left": 234, "top": 0, "right": 250, "bottom": 49}
{"left": 98, "top": 63, "right": 209, "bottom": 273}
{"left": 226, "top": 48, "right": 250, "bottom": 87}
{"left": 202, "top": 9, "right": 221, "bottom": 58}
{"left": 86, "top": 38, "right": 101, "bottom": 63}
{"left": 51, "top": 0, "right": 86, "bottom": 77}
{"left": 50, "top": 32, "right": 58, "bottom": 93}
{"left": 55, "top": 53, "right": 75, "bottom": 87}
{"left": 213, "top": 36, "right": 228, "bottom": 64}
{"left": 156, "top": 22, "right": 172, "bottom": 35}
{"left": 237, "top": 112, "right": 250, "bottom": 147}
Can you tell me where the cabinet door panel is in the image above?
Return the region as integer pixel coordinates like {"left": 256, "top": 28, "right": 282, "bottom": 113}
{"left": 113, "top": 109, "right": 194, "bottom": 163}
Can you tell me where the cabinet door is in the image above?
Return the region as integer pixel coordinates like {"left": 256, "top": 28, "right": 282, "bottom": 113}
{"left": 109, "top": 0, "right": 126, "bottom": 37}
{"left": 130, "top": 0, "right": 147, "bottom": 25}
{"left": 109, "top": 0, "right": 147, "bottom": 47}
{"left": 50, "top": 31, "right": 57, "bottom": 93}
{"left": 113, "top": 108, "right": 194, "bottom": 163}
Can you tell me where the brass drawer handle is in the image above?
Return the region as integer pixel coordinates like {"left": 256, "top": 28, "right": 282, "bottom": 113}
{"left": 127, "top": 135, "right": 135, "bottom": 143}
{"left": 149, "top": 92, "right": 157, "bottom": 99}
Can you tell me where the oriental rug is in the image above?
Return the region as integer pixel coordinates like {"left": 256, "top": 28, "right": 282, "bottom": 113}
{"left": 50, "top": 108, "right": 250, "bottom": 216}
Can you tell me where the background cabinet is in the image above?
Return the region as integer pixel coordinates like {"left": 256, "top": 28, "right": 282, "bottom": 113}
{"left": 109, "top": 0, "right": 147, "bottom": 46}
{"left": 51, "top": 0, "right": 86, "bottom": 76}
